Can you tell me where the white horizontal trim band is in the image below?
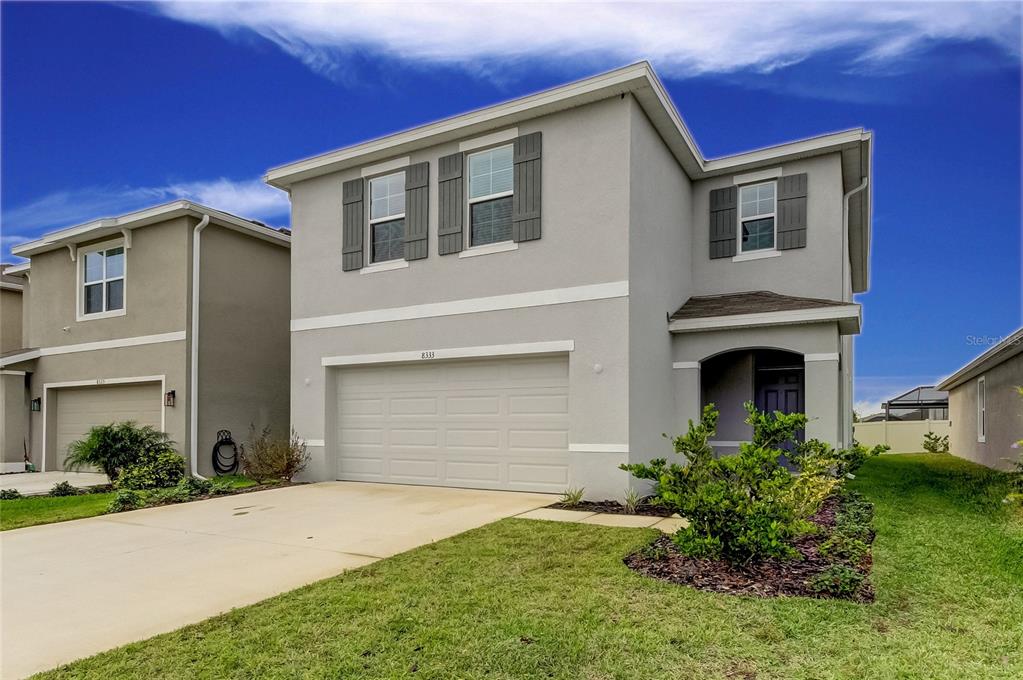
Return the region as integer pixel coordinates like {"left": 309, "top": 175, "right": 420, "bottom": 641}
{"left": 0, "top": 282, "right": 24, "bottom": 291}
{"left": 0, "top": 370, "right": 27, "bottom": 376}
{"left": 322, "top": 340, "right": 574, "bottom": 367}
{"left": 294, "top": 281, "right": 629, "bottom": 332}
{"left": 568, "top": 443, "right": 629, "bottom": 453}
{"left": 804, "top": 353, "right": 840, "bottom": 362}
{"left": 459, "top": 128, "right": 518, "bottom": 152}
{"left": 0, "top": 331, "right": 186, "bottom": 367}
{"left": 360, "top": 259, "right": 409, "bottom": 275}
{"left": 303, "top": 439, "right": 326, "bottom": 447}
{"left": 732, "top": 249, "right": 781, "bottom": 263}
{"left": 43, "top": 375, "right": 165, "bottom": 390}
{"left": 360, "top": 156, "right": 410, "bottom": 178}
{"left": 458, "top": 241, "right": 518, "bottom": 258}
{"left": 672, "top": 361, "right": 700, "bottom": 370}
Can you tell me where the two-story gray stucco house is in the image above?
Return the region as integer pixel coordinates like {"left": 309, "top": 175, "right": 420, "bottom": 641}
{"left": 268, "top": 63, "right": 871, "bottom": 499}
{"left": 0, "top": 201, "right": 291, "bottom": 476}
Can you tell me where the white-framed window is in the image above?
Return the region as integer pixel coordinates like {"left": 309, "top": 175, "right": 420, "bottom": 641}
{"left": 78, "top": 240, "right": 125, "bottom": 319}
{"left": 977, "top": 376, "right": 986, "bottom": 443}
{"left": 468, "top": 144, "right": 514, "bottom": 247}
{"left": 739, "top": 181, "right": 776, "bottom": 252}
{"left": 368, "top": 171, "right": 406, "bottom": 263}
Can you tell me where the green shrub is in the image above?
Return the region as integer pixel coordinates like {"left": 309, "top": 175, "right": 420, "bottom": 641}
{"left": 820, "top": 531, "right": 870, "bottom": 563}
{"left": 559, "top": 487, "right": 585, "bottom": 506}
{"left": 794, "top": 439, "right": 888, "bottom": 479}
{"left": 115, "top": 450, "right": 185, "bottom": 490}
{"left": 923, "top": 431, "right": 950, "bottom": 453}
{"left": 240, "top": 427, "right": 309, "bottom": 482}
{"left": 49, "top": 481, "right": 80, "bottom": 497}
{"left": 176, "top": 476, "right": 213, "bottom": 496}
{"left": 106, "top": 489, "right": 144, "bottom": 513}
{"left": 146, "top": 485, "right": 192, "bottom": 506}
{"left": 0, "top": 488, "right": 23, "bottom": 500}
{"left": 65, "top": 422, "right": 177, "bottom": 482}
{"left": 209, "top": 478, "right": 236, "bottom": 495}
{"left": 622, "top": 402, "right": 827, "bottom": 563}
{"left": 808, "top": 565, "right": 865, "bottom": 597}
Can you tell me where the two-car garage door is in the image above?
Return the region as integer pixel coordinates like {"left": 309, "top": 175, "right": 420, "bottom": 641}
{"left": 335, "top": 355, "right": 570, "bottom": 492}
{"left": 52, "top": 382, "right": 162, "bottom": 470}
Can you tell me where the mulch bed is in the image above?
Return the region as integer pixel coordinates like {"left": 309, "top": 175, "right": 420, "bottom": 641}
{"left": 547, "top": 499, "right": 674, "bottom": 517}
{"left": 624, "top": 495, "right": 875, "bottom": 602}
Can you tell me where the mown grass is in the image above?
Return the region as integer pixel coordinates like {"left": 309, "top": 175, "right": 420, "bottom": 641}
{"left": 36, "top": 454, "right": 1023, "bottom": 679}
{"left": 0, "top": 475, "right": 259, "bottom": 531}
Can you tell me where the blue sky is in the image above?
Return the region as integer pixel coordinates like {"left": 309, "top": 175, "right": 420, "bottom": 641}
{"left": 1, "top": 1, "right": 1020, "bottom": 412}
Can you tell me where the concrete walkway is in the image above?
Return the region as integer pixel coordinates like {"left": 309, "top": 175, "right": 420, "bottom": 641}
{"left": 0, "top": 471, "right": 109, "bottom": 496}
{"left": 0, "top": 482, "right": 553, "bottom": 679}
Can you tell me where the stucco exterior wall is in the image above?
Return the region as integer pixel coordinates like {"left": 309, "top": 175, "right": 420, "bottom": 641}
{"left": 1, "top": 372, "right": 30, "bottom": 466}
{"left": 626, "top": 95, "right": 693, "bottom": 477}
{"left": 948, "top": 354, "right": 1022, "bottom": 470}
{"left": 1, "top": 288, "right": 24, "bottom": 353}
{"left": 196, "top": 223, "right": 290, "bottom": 476}
{"left": 689, "top": 154, "right": 847, "bottom": 301}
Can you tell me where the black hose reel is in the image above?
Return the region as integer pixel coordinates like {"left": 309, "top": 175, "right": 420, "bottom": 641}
{"left": 212, "top": 429, "right": 239, "bottom": 475}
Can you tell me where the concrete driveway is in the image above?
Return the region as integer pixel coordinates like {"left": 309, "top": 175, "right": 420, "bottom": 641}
{"left": 0, "top": 482, "right": 553, "bottom": 679}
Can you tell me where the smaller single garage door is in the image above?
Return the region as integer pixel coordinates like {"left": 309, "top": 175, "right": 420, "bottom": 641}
{"left": 336, "top": 355, "right": 570, "bottom": 492}
{"left": 52, "top": 382, "right": 162, "bottom": 470}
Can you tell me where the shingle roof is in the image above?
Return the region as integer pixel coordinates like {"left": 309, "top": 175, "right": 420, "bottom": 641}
{"left": 670, "top": 291, "right": 848, "bottom": 321}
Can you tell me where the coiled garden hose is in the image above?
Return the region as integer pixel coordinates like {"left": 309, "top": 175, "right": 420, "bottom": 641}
{"left": 212, "top": 429, "right": 239, "bottom": 475}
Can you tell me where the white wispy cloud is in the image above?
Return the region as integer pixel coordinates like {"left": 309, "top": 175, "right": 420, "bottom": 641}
{"left": 854, "top": 375, "right": 944, "bottom": 416}
{"left": 1, "top": 177, "right": 289, "bottom": 257}
{"left": 149, "top": 1, "right": 1021, "bottom": 81}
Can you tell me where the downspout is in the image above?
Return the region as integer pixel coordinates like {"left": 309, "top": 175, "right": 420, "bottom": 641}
{"left": 841, "top": 177, "right": 868, "bottom": 449}
{"left": 190, "top": 214, "right": 210, "bottom": 479}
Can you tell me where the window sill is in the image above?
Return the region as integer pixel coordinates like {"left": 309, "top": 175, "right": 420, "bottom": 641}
{"left": 732, "top": 249, "right": 781, "bottom": 263}
{"left": 458, "top": 241, "right": 518, "bottom": 259}
{"left": 360, "top": 259, "right": 409, "bottom": 275}
{"left": 76, "top": 309, "right": 126, "bottom": 322}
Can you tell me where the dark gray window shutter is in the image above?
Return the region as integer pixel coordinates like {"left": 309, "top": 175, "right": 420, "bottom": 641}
{"left": 437, "top": 153, "right": 464, "bottom": 255}
{"left": 341, "top": 178, "right": 364, "bottom": 271}
{"left": 512, "top": 132, "right": 542, "bottom": 242}
{"left": 776, "top": 173, "right": 807, "bottom": 250}
{"left": 403, "top": 162, "right": 429, "bottom": 261}
{"left": 709, "top": 186, "right": 737, "bottom": 259}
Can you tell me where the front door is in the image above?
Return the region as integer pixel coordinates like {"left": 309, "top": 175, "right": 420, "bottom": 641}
{"left": 755, "top": 367, "right": 805, "bottom": 456}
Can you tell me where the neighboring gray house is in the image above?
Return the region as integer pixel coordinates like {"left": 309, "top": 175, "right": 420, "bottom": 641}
{"left": 268, "top": 62, "right": 871, "bottom": 498}
{"left": 0, "top": 202, "right": 291, "bottom": 476}
{"left": 938, "top": 328, "right": 1022, "bottom": 470}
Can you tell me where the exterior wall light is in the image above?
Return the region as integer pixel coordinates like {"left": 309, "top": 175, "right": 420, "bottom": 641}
{"left": 164, "top": 390, "right": 176, "bottom": 407}
{"left": 30, "top": 398, "right": 41, "bottom": 412}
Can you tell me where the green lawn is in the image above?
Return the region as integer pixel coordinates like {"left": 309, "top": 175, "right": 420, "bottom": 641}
{"left": 0, "top": 475, "right": 258, "bottom": 531}
{"left": 36, "top": 455, "right": 1023, "bottom": 679}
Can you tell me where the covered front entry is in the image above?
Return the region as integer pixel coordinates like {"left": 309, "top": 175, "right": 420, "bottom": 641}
{"left": 333, "top": 354, "right": 570, "bottom": 492}
{"left": 48, "top": 381, "right": 162, "bottom": 470}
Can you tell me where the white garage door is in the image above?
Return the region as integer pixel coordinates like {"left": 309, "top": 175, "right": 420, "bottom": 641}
{"left": 53, "top": 382, "right": 162, "bottom": 469}
{"left": 335, "top": 355, "right": 570, "bottom": 492}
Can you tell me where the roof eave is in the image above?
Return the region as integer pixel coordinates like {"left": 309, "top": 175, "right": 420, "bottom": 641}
{"left": 668, "top": 304, "right": 861, "bottom": 335}
{"left": 937, "top": 328, "right": 1023, "bottom": 390}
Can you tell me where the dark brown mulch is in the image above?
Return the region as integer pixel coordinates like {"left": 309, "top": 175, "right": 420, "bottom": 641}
{"left": 547, "top": 499, "right": 674, "bottom": 517}
{"left": 624, "top": 496, "right": 875, "bottom": 602}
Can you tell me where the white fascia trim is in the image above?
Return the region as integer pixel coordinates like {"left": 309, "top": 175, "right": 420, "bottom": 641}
{"left": 703, "top": 129, "right": 871, "bottom": 177}
{"left": 360, "top": 156, "right": 411, "bottom": 178}
{"left": 733, "top": 167, "right": 783, "bottom": 185}
{"left": 458, "top": 241, "right": 518, "bottom": 258}
{"left": 668, "top": 305, "right": 860, "bottom": 335}
{"left": 568, "top": 443, "right": 629, "bottom": 453}
{"left": 294, "top": 281, "right": 629, "bottom": 332}
{"left": 322, "top": 340, "right": 575, "bottom": 367}
{"left": 41, "top": 375, "right": 166, "bottom": 473}
{"left": 672, "top": 361, "right": 700, "bottom": 370}
{"left": 732, "top": 249, "right": 781, "bottom": 263}
{"left": 805, "top": 353, "right": 840, "bottom": 362}
{"left": 459, "top": 127, "right": 519, "bottom": 152}
{"left": 360, "top": 259, "right": 409, "bottom": 275}
{"left": 3, "top": 262, "right": 30, "bottom": 275}
{"left": 0, "top": 370, "right": 27, "bottom": 376}
{"left": 937, "top": 327, "right": 1023, "bottom": 391}
{"left": 0, "top": 349, "right": 41, "bottom": 367}
{"left": 0, "top": 282, "right": 24, "bottom": 291}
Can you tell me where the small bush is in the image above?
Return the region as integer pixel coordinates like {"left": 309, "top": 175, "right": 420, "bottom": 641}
{"left": 820, "top": 531, "right": 871, "bottom": 564}
{"left": 240, "top": 427, "right": 309, "bottom": 482}
{"left": 923, "top": 431, "right": 950, "bottom": 453}
{"left": 808, "top": 565, "right": 865, "bottom": 597}
{"left": 209, "top": 478, "right": 236, "bottom": 495}
{"left": 794, "top": 439, "right": 888, "bottom": 479}
{"left": 49, "top": 481, "right": 80, "bottom": 497}
{"left": 623, "top": 487, "right": 641, "bottom": 514}
{"left": 0, "top": 488, "right": 23, "bottom": 500}
{"left": 559, "top": 487, "right": 585, "bottom": 506}
{"left": 106, "top": 489, "right": 144, "bottom": 513}
{"left": 176, "top": 476, "right": 213, "bottom": 496}
{"left": 65, "top": 422, "right": 176, "bottom": 482}
{"left": 115, "top": 450, "right": 185, "bottom": 490}
{"left": 146, "top": 485, "right": 192, "bottom": 506}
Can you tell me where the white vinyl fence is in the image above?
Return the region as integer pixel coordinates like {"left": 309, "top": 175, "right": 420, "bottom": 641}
{"left": 853, "top": 419, "right": 951, "bottom": 453}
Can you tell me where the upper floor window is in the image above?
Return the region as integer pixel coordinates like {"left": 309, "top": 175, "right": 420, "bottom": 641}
{"left": 739, "top": 181, "right": 776, "bottom": 252}
{"left": 80, "top": 242, "right": 125, "bottom": 319}
{"left": 468, "top": 145, "right": 513, "bottom": 247}
{"left": 369, "top": 172, "right": 406, "bottom": 263}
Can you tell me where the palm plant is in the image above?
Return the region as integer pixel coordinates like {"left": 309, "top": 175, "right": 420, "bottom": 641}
{"left": 64, "top": 422, "right": 176, "bottom": 482}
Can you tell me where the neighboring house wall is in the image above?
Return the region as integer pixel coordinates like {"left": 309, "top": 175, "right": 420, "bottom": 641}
{"left": 195, "top": 223, "right": 291, "bottom": 476}
{"left": 1, "top": 288, "right": 24, "bottom": 353}
{"left": 1, "top": 372, "right": 30, "bottom": 468}
{"left": 627, "top": 96, "right": 693, "bottom": 471}
{"left": 948, "top": 355, "right": 1022, "bottom": 470}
